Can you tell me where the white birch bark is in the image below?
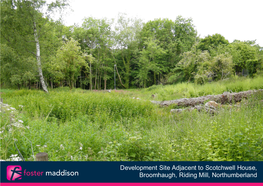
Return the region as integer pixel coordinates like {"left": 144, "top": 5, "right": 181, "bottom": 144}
{"left": 33, "top": 21, "right": 48, "bottom": 93}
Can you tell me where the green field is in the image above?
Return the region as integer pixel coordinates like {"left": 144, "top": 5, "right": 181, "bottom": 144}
{"left": 1, "top": 77, "right": 263, "bottom": 161}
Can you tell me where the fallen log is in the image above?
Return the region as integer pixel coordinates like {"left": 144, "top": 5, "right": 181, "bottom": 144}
{"left": 151, "top": 89, "right": 263, "bottom": 107}
{"left": 171, "top": 101, "right": 220, "bottom": 115}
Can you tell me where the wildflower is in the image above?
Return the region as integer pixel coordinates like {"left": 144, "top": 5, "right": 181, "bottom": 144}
{"left": 7, "top": 108, "right": 10, "bottom": 111}
{"left": 60, "top": 144, "right": 64, "bottom": 150}
{"left": 10, "top": 107, "right": 16, "bottom": 110}
{"left": 71, "top": 156, "right": 73, "bottom": 160}
{"left": 80, "top": 147, "right": 82, "bottom": 150}
{"left": 43, "top": 145, "right": 47, "bottom": 148}
{"left": 0, "top": 131, "right": 3, "bottom": 134}
{"left": 36, "top": 145, "right": 41, "bottom": 147}
{"left": 15, "top": 157, "right": 22, "bottom": 161}
{"left": 18, "top": 120, "right": 23, "bottom": 123}
{"left": 19, "top": 105, "right": 24, "bottom": 108}
{"left": 10, "top": 155, "right": 22, "bottom": 161}
{"left": 12, "top": 122, "right": 24, "bottom": 128}
{"left": 26, "top": 126, "right": 30, "bottom": 129}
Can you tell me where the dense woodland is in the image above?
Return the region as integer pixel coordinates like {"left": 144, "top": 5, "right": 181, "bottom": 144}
{"left": 1, "top": 0, "right": 263, "bottom": 91}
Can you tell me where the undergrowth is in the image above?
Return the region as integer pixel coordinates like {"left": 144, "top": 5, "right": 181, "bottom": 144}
{"left": 0, "top": 77, "right": 262, "bottom": 161}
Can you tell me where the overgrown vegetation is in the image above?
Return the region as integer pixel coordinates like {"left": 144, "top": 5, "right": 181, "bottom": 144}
{"left": 129, "top": 75, "right": 263, "bottom": 101}
{"left": 1, "top": 0, "right": 262, "bottom": 162}
{"left": 1, "top": 1, "right": 262, "bottom": 91}
{"left": 1, "top": 77, "right": 262, "bottom": 161}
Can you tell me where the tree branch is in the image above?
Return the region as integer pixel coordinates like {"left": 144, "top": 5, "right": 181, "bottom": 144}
{"left": 26, "top": 49, "right": 36, "bottom": 56}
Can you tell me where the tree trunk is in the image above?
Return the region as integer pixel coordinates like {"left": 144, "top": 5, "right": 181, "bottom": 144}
{"left": 33, "top": 21, "right": 48, "bottom": 93}
{"left": 90, "top": 62, "right": 92, "bottom": 90}
{"left": 51, "top": 79, "right": 53, "bottom": 89}
{"left": 126, "top": 61, "right": 130, "bottom": 89}
{"left": 104, "top": 74, "right": 106, "bottom": 91}
{"left": 154, "top": 71, "right": 156, "bottom": 85}
{"left": 99, "top": 74, "right": 101, "bottom": 90}
{"left": 123, "top": 56, "right": 130, "bottom": 89}
{"left": 152, "top": 89, "right": 263, "bottom": 107}
{"left": 122, "top": 53, "right": 130, "bottom": 89}
{"left": 94, "top": 68, "right": 97, "bottom": 90}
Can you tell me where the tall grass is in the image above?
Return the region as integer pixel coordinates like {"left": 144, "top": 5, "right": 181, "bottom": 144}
{"left": 0, "top": 78, "right": 262, "bottom": 161}
{"left": 2, "top": 90, "right": 156, "bottom": 122}
{"left": 131, "top": 76, "right": 263, "bottom": 101}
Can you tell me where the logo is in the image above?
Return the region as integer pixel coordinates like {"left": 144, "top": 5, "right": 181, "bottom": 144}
{"left": 6, "top": 165, "right": 22, "bottom": 181}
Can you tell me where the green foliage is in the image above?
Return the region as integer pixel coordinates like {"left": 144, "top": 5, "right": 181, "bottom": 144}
{"left": 0, "top": 44, "right": 38, "bottom": 88}
{"left": 0, "top": 0, "right": 68, "bottom": 91}
{"left": 50, "top": 38, "right": 88, "bottom": 89}
{"left": 140, "top": 17, "right": 197, "bottom": 70}
{"left": 1, "top": 85, "right": 262, "bottom": 161}
{"left": 170, "top": 46, "right": 234, "bottom": 85}
{"left": 171, "top": 38, "right": 262, "bottom": 85}
{"left": 1, "top": 2, "right": 263, "bottom": 161}
{"left": 10, "top": 75, "right": 23, "bottom": 88}
{"left": 169, "top": 51, "right": 197, "bottom": 83}
{"left": 195, "top": 53, "right": 233, "bottom": 84}
{"left": 197, "top": 33, "right": 229, "bottom": 52}
{"left": 74, "top": 17, "right": 115, "bottom": 90}
{"left": 137, "top": 37, "right": 166, "bottom": 87}
{"left": 229, "top": 41, "right": 257, "bottom": 73}
{"left": 113, "top": 13, "right": 143, "bottom": 88}
{"left": 0, "top": 44, "right": 20, "bottom": 86}
{"left": 172, "top": 45, "right": 202, "bottom": 82}
{"left": 1, "top": 0, "right": 262, "bottom": 90}
{"left": 246, "top": 59, "right": 259, "bottom": 77}
{"left": 136, "top": 75, "right": 263, "bottom": 101}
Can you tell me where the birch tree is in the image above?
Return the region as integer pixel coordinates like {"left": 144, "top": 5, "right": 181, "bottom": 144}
{"left": 0, "top": 0, "right": 68, "bottom": 92}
